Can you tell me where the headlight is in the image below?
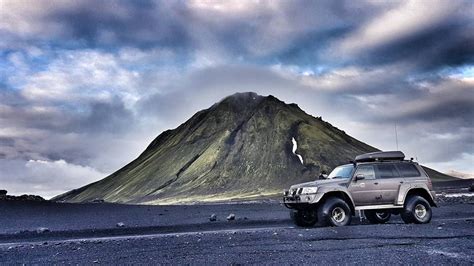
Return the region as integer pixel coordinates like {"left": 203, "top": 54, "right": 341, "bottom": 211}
{"left": 300, "top": 187, "right": 318, "bottom": 195}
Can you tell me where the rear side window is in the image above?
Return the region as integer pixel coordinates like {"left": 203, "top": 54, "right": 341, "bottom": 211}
{"left": 354, "top": 165, "right": 376, "bottom": 180}
{"left": 375, "top": 164, "right": 401, "bottom": 178}
{"left": 396, "top": 163, "right": 421, "bottom": 177}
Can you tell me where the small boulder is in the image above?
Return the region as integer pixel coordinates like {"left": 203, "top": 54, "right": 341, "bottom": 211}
{"left": 36, "top": 227, "right": 50, "bottom": 234}
{"left": 226, "top": 213, "right": 235, "bottom": 221}
{"left": 91, "top": 198, "right": 104, "bottom": 203}
{"left": 116, "top": 222, "right": 125, "bottom": 228}
{"left": 209, "top": 214, "right": 217, "bottom": 222}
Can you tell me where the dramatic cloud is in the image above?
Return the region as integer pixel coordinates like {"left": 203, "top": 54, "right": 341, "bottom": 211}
{"left": 0, "top": 0, "right": 472, "bottom": 198}
{"left": 0, "top": 159, "right": 105, "bottom": 199}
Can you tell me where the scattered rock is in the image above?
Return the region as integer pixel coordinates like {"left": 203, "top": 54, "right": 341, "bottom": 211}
{"left": 116, "top": 222, "right": 125, "bottom": 228}
{"left": 91, "top": 198, "right": 104, "bottom": 203}
{"left": 209, "top": 214, "right": 217, "bottom": 222}
{"left": 437, "top": 194, "right": 474, "bottom": 205}
{"left": 298, "top": 234, "right": 303, "bottom": 237}
{"left": 7, "top": 246, "right": 14, "bottom": 250}
{"left": 469, "top": 184, "right": 474, "bottom": 192}
{"left": 36, "top": 227, "right": 50, "bottom": 234}
{"left": 93, "top": 260, "right": 99, "bottom": 264}
{"left": 437, "top": 226, "right": 443, "bottom": 230}
{"left": 226, "top": 213, "right": 235, "bottom": 221}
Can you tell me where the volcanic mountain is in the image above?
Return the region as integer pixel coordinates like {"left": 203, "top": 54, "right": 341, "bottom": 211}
{"left": 54, "top": 92, "right": 453, "bottom": 204}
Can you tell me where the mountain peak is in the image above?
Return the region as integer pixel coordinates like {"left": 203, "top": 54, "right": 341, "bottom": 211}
{"left": 223, "top": 92, "right": 263, "bottom": 101}
{"left": 218, "top": 92, "right": 264, "bottom": 106}
{"left": 215, "top": 92, "right": 293, "bottom": 114}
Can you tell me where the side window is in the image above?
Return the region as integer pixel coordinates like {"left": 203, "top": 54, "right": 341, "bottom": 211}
{"left": 396, "top": 163, "right": 421, "bottom": 177}
{"left": 354, "top": 165, "right": 376, "bottom": 180}
{"left": 375, "top": 164, "right": 401, "bottom": 178}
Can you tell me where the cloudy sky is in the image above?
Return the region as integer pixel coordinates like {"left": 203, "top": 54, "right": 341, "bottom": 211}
{"left": 0, "top": 0, "right": 473, "bottom": 198}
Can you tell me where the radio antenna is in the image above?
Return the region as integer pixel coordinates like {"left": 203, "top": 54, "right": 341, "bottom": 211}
{"left": 395, "top": 122, "right": 399, "bottom": 150}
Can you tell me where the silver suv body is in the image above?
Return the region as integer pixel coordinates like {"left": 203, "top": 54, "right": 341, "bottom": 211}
{"left": 283, "top": 151, "right": 436, "bottom": 227}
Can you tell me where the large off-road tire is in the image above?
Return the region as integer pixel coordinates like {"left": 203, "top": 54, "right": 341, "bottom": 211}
{"left": 401, "top": 195, "right": 432, "bottom": 224}
{"left": 365, "top": 210, "right": 391, "bottom": 224}
{"left": 318, "top": 197, "right": 352, "bottom": 227}
{"left": 290, "top": 209, "right": 318, "bottom": 227}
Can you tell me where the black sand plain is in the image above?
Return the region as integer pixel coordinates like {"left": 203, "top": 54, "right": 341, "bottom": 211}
{"left": 0, "top": 181, "right": 473, "bottom": 264}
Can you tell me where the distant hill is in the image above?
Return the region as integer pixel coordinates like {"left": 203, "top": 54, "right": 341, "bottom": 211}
{"left": 422, "top": 167, "right": 460, "bottom": 182}
{"left": 444, "top": 170, "right": 474, "bottom": 179}
{"left": 54, "top": 92, "right": 456, "bottom": 204}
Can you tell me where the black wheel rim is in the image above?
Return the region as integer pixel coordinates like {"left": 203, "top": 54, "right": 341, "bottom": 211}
{"left": 331, "top": 207, "right": 346, "bottom": 223}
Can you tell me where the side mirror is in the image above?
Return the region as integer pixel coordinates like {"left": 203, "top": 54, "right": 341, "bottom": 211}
{"left": 355, "top": 174, "right": 365, "bottom": 181}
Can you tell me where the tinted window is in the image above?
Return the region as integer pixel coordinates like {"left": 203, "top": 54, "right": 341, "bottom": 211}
{"left": 375, "top": 164, "right": 400, "bottom": 178}
{"left": 396, "top": 163, "right": 421, "bottom": 177}
{"left": 354, "top": 165, "right": 375, "bottom": 180}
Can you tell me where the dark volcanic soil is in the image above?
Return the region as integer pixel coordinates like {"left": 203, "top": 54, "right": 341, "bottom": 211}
{"left": 0, "top": 196, "right": 473, "bottom": 264}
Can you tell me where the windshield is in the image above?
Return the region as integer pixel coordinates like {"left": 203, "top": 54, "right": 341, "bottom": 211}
{"left": 327, "top": 165, "right": 354, "bottom": 179}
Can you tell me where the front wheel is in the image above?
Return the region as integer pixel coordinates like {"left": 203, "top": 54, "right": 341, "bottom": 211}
{"left": 401, "top": 196, "right": 432, "bottom": 224}
{"left": 290, "top": 209, "right": 318, "bottom": 227}
{"left": 318, "top": 197, "right": 352, "bottom": 227}
{"left": 365, "top": 210, "right": 391, "bottom": 224}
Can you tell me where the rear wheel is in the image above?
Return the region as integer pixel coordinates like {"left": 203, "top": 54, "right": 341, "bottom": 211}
{"left": 365, "top": 210, "right": 391, "bottom": 224}
{"left": 401, "top": 195, "right": 432, "bottom": 224}
{"left": 318, "top": 197, "right": 352, "bottom": 227}
{"left": 290, "top": 208, "right": 318, "bottom": 227}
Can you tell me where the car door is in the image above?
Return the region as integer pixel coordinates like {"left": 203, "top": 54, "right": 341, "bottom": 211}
{"left": 373, "top": 163, "right": 404, "bottom": 204}
{"left": 348, "top": 164, "right": 381, "bottom": 206}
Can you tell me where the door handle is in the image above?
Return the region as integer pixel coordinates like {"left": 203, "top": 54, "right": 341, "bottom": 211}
{"left": 374, "top": 182, "right": 379, "bottom": 185}
{"left": 400, "top": 181, "right": 404, "bottom": 184}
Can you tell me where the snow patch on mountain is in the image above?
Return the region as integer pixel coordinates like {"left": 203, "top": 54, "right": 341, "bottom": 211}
{"left": 291, "top": 137, "right": 304, "bottom": 164}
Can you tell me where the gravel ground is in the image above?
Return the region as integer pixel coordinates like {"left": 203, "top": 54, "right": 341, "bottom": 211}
{"left": 0, "top": 196, "right": 473, "bottom": 264}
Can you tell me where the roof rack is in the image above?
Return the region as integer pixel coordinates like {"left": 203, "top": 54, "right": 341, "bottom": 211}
{"left": 355, "top": 151, "right": 405, "bottom": 162}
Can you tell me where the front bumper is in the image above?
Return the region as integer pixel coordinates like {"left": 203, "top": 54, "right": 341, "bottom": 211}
{"left": 283, "top": 192, "right": 322, "bottom": 208}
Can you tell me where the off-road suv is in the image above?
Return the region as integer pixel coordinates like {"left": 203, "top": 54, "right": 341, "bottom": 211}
{"left": 283, "top": 151, "right": 436, "bottom": 227}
